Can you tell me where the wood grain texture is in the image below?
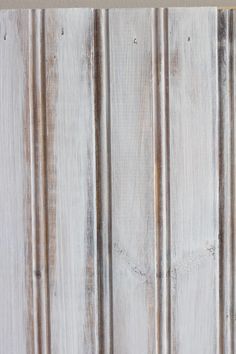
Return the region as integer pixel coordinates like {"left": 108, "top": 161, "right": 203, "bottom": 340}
{"left": 0, "top": 7, "right": 235, "bottom": 354}
{"left": 109, "top": 8, "right": 156, "bottom": 354}
{"left": 168, "top": 8, "right": 219, "bottom": 354}
{"left": 0, "top": 9, "right": 34, "bottom": 354}
{"left": 45, "top": 8, "right": 98, "bottom": 354}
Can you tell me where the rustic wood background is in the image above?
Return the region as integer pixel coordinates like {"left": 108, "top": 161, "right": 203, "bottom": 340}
{"left": 0, "top": 8, "right": 235, "bottom": 354}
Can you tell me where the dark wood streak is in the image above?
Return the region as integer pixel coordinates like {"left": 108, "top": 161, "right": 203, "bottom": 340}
{"left": 164, "top": 8, "right": 172, "bottom": 354}
{"left": 41, "top": 10, "right": 52, "bottom": 354}
{"left": 228, "top": 12, "right": 235, "bottom": 354}
{"left": 84, "top": 14, "right": 96, "bottom": 352}
{"left": 44, "top": 10, "right": 58, "bottom": 297}
{"left": 93, "top": 10, "right": 104, "bottom": 354}
{"left": 20, "top": 9, "right": 36, "bottom": 354}
{"left": 218, "top": 10, "right": 226, "bottom": 354}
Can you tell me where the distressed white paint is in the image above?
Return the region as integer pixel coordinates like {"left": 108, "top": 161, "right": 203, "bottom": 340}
{"left": 45, "top": 9, "right": 98, "bottom": 354}
{"left": 0, "top": 7, "right": 33, "bottom": 354}
{"left": 109, "top": 8, "right": 156, "bottom": 354}
{"left": 0, "top": 10, "right": 34, "bottom": 354}
{"left": 168, "top": 8, "right": 219, "bottom": 354}
{"left": 0, "top": 7, "right": 235, "bottom": 354}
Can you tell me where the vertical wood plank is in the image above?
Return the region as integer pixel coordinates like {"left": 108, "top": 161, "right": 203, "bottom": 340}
{"left": 0, "top": 9, "right": 34, "bottom": 354}
{"left": 109, "top": 9, "right": 156, "bottom": 354}
{"left": 45, "top": 9, "right": 98, "bottom": 354}
{"left": 168, "top": 8, "right": 219, "bottom": 354}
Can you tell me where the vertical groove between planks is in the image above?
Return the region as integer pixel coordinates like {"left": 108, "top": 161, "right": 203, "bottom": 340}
{"left": 29, "top": 9, "right": 51, "bottom": 354}
{"left": 229, "top": 11, "right": 235, "bottom": 354}
{"left": 218, "top": 8, "right": 235, "bottom": 354}
{"left": 152, "top": 9, "right": 158, "bottom": 354}
{"left": 163, "top": 10, "right": 171, "bottom": 354}
{"left": 94, "top": 9, "right": 113, "bottom": 354}
{"left": 28, "top": 10, "right": 36, "bottom": 354}
{"left": 152, "top": 8, "right": 171, "bottom": 354}
{"left": 218, "top": 11, "right": 224, "bottom": 353}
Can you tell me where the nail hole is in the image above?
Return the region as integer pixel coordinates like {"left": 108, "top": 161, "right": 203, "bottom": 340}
{"left": 61, "top": 28, "right": 64, "bottom": 36}
{"left": 34, "top": 270, "right": 41, "bottom": 279}
{"left": 4, "top": 33, "right": 7, "bottom": 41}
{"left": 133, "top": 38, "right": 137, "bottom": 44}
{"left": 187, "top": 37, "right": 190, "bottom": 42}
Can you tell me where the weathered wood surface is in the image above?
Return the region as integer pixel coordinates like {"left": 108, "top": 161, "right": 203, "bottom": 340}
{"left": 168, "top": 8, "right": 219, "bottom": 354}
{"left": 0, "top": 7, "right": 235, "bottom": 354}
{"left": 0, "top": 10, "right": 34, "bottom": 354}
{"left": 109, "top": 8, "right": 158, "bottom": 354}
{"left": 45, "top": 9, "right": 98, "bottom": 354}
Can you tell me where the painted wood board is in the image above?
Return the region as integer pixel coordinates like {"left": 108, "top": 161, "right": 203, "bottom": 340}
{"left": 0, "top": 7, "right": 235, "bottom": 354}
{"left": 0, "top": 10, "right": 34, "bottom": 354}
{"left": 168, "top": 8, "right": 219, "bottom": 354}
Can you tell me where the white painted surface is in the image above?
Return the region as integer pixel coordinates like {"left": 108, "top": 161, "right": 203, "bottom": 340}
{"left": 109, "top": 8, "right": 156, "bottom": 354}
{"left": 0, "top": 9, "right": 34, "bottom": 354}
{"left": 45, "top": 9, "right": 98, "bottom": 354}
{"left": 168, "top": 8, "right": 219, "bottom": 354}
{"left": 0, "top": 8, "right": 235, "bottom": 354}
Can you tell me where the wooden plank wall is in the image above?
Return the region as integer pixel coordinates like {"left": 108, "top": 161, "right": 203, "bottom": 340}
{"left": 0, "top": 7, "right": 235, "bottom": 354}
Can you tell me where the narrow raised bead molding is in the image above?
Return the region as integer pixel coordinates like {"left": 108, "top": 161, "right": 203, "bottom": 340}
{"left": 93, "top": 8, "right": 113, "bottom": 354}
{"left": 152, "top": 8, "right": 171, "bottom": 354}
{"left": 0, "top": 8, "right": 235, "bottom": 354}
{"left": 29, "top": 9, "right": 51, "bottom": 354}
{"left": 218, "top": 9, "right": 235, "bottom": 354}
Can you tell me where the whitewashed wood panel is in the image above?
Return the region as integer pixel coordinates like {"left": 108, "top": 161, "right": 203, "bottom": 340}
{"left": 168, "top": 7, "right": 219, "bottom": 354}
{"left": 44, "top": 9, "right": 98, "bottom": 354}
{"left": 0, "top": 10, "right": 34, "bottom": 354}
{"left": 0, "top": 7, "right": 235, "bottom": 354}
{"left": 109, "top": 8, "right": 156, "bottom": 354}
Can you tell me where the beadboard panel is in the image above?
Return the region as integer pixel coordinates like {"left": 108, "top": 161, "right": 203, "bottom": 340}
{"left": 0, "top": 8, "right": 235, "bottom": 354}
